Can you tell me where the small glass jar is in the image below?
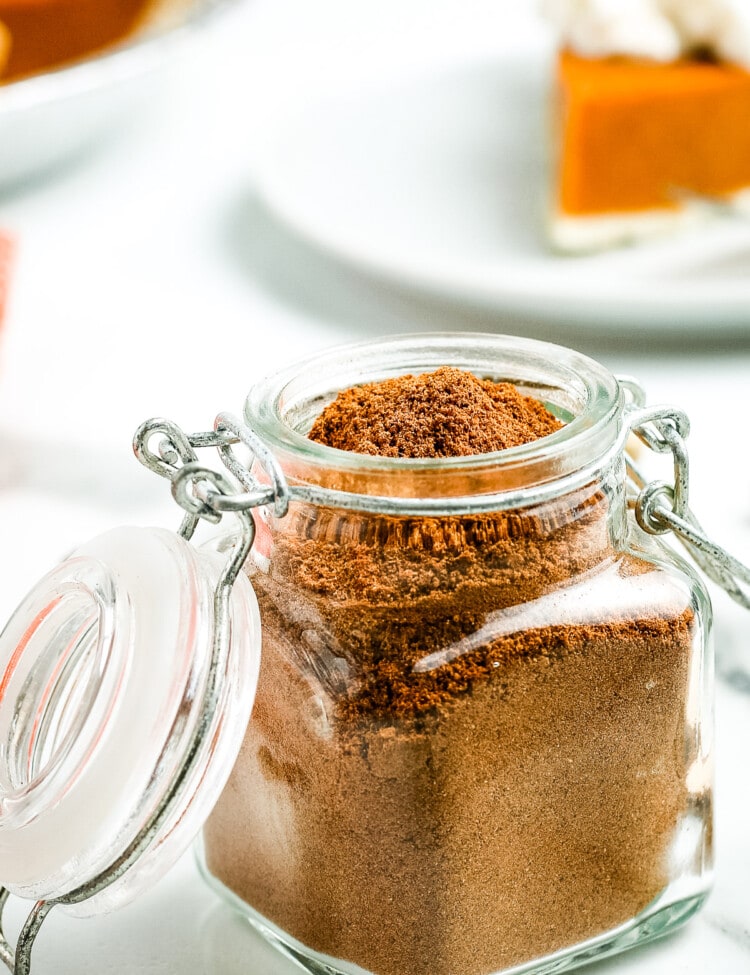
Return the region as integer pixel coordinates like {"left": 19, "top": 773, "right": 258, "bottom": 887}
{"left": 199, "top": 334, "right": 714, "bottom": 975}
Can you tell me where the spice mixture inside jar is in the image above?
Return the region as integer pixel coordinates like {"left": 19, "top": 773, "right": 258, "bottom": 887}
{"left": 201, "top": 335, "right": 713, "bottom": 975}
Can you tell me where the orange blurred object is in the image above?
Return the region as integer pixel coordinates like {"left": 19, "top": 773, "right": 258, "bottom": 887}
{"left": 556, "top": 50, "right": 750, "bottom": 216}
{"left": 0, "top": 21, "right": 10, "bottom": 73}
{"left": 0, "top": 234, "right": 15, "bottom": 333}
{"left": 1, "top": 0, "right": 91, "bottom": 6}
{"left": 0, "top": 0, "right": 153, "bottom": 82}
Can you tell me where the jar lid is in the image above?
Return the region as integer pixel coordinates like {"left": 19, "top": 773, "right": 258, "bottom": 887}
{"left": 0, "top": 526, "right": 260, "bottom": 917}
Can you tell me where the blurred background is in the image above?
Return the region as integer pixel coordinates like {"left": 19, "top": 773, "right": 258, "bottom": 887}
{"left": 0, "top": 1, "right": 748, "bottom": 972}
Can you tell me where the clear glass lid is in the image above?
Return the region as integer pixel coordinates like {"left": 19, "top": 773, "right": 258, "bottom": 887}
{"left": 0, "top": 526, "right": 260, "bottom": 917}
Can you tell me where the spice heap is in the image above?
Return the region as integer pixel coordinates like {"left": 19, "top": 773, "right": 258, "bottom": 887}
{"left": 204, "top": 368, "right": 695, "bottom": 975}
{"left": 308, "top": 366, "right": 562, "bottom": 456}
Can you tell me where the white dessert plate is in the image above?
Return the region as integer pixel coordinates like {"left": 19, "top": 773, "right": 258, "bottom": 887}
{"left": 252, "top": 42, "right": 750, "bottom": 332}
{"left": 0, "top": 0, "right": 241, "bottom": 188}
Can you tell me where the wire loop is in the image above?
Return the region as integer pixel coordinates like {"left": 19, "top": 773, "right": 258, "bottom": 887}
{"left": 626, "top": 403, "right": 750, "bottom": 610}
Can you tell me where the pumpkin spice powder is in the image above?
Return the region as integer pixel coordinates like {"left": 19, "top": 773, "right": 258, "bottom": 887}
{"left": 203, "top": 367, "right": 696, "bottom": 975}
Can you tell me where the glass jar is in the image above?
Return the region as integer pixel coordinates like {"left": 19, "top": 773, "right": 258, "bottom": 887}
{"left": 199, "top": 334, "right": 714, "bottom": 975}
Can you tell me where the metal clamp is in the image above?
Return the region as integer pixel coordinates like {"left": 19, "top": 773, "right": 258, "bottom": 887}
{"left": 133, "top": 413, "right": 291, "bottom": 531}
{"left": 625, "top": 400, "right": 750, "bottom": 611}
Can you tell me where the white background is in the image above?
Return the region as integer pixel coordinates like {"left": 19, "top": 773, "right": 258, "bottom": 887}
{"left": 0, "top": 1, "right": 748, "bottom": 972}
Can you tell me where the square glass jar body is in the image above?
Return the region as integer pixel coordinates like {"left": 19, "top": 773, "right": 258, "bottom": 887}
{"left": 200, "top": 336, "right": 714, "bottom": 975}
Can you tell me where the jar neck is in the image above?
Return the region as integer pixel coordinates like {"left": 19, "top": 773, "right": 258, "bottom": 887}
{"left": 245, "top": 333, "right": 627, "bottom": 518}
{"left": 254, "top": 456, "right": 628, "bottom": 632}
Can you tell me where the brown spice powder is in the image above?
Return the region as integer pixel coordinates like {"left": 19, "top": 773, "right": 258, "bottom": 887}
{"left": 204, "top": 369, "right": 696, "bottom": 975}
{"left": 308, "top": 366, "right": 562, "bottom": 457}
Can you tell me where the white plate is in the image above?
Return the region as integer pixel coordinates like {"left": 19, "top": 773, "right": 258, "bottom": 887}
{"left": 0, "top": 0, "right": 241, "bottom": 188}
{"left": 253, "top": 43, "right": 750, "bottom": 331}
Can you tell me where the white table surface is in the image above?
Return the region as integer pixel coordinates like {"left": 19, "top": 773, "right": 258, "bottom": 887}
{"left": 0, "top": 1, "right": 748, "bottom": 972}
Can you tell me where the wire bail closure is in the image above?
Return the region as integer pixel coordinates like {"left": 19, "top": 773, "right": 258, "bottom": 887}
{"left": 0, "top": 413, "right": 286, "bottom": 975}
{"left": 132, "top": 412, "right": 291, "bottom": 538}
{"left": 134, "top": 402, "right": 750, "bottom": 613}
{"left": 621, "top": 382, "right": 750, "bottom": 611}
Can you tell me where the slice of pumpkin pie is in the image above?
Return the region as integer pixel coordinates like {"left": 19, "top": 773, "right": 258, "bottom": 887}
{"left": 0, "top": 21, "right": 10, "bottom": 76}
{"left": 544, "top": 1, "right": 750, "bottom": 251}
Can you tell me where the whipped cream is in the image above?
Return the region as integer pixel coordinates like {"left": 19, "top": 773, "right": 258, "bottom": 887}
{"left": 542, "top": 0, "right": 750, "bottom": 67}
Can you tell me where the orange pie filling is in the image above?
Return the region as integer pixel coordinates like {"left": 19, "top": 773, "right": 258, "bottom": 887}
{"left": 554, "top": 50, "right": 750, "bottom": 243}
{"left": 0, "top": 0, "right": 155, "bottom": 84}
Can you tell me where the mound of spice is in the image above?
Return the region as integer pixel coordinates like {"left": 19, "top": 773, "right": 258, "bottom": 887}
{"left": 204, "top": 368, "right": 696, "bottom": 975}
{"left": 308, "top": 366, "right": 562, "bottom": 456}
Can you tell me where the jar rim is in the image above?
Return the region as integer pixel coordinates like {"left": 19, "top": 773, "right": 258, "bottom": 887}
{"left": 244, "top": 334, "right": 623, "bottom": 497}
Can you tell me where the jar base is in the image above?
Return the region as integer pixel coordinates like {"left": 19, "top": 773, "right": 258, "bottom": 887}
{"left": 196, "top": 844, "right": 709, "bottom": 975}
